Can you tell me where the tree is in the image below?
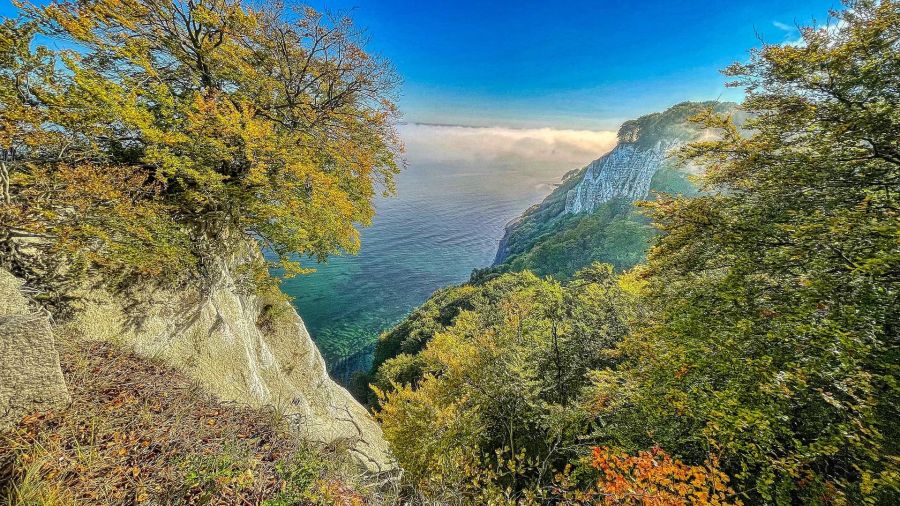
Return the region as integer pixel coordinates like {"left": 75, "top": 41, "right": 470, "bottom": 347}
{"left": 555, "top": 447, "right": 740, "bottom": 506}
{"left": 596, "top": 1, "right": 899, "bottom": 503}
{"left": 0, "top": 0, "right": 400, "bottom": 296}
{"left": 374, "top": 267, "right": 634, "bottom": 503}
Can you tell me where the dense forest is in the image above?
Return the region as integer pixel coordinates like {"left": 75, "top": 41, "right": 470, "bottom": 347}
{"left": 364, "top": 1, "right": 899, "bottom": 503}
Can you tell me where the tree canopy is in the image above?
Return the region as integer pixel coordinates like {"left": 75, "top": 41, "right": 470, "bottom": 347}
{"left": 1, "top": 0, "right": 401, "bottom": 292}
{"left": 374, "top": 266, "right": 644, "bottom": 503}
{"left": 603, "top": 1, "right": 899, "bottom": 501}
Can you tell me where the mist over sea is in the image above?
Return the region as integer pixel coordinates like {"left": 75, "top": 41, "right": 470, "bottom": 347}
{"left": 279, "top": 123, "right": 616, "bottom": 382}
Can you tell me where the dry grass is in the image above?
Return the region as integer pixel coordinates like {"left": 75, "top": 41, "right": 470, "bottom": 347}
{"left": 0, "top": 339, "right": 372, "bottom": 505}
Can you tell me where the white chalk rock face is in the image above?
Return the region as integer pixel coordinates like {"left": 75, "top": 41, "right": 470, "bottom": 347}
{"left": 564, "top": 139, "right": 680, "bottom": 214}
{"left": 69, "top": 240, "right": 394, "bottom": 473}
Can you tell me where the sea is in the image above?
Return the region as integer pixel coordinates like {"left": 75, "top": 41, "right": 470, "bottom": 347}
{"left": 278, "top": 123, "right": 617, "bottom": 383}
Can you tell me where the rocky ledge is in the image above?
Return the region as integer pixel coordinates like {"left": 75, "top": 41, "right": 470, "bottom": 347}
{"left": 0, "top": 241, "right": 394, "bottom": 473}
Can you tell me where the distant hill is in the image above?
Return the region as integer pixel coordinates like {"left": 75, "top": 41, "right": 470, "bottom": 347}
{"left": 484, "top": 101, "right": 741, "bottom": 280}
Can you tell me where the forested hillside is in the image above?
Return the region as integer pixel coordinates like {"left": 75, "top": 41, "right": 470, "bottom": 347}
{"left": 481, "top": 101, "right": 739, "bottom": 281}
{"left": 2, "top": 0, "right": 897, "bottom": 504}
{"left": 363, "top": 2, "right": 899, "bottom": 503}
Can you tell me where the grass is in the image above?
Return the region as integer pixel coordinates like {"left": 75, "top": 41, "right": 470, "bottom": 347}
{"left": 0, "top": 338, "right": 378, "bottom": 505}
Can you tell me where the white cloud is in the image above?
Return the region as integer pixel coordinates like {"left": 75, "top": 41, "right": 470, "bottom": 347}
{"left": 772, "top": 20, "right": 796, "bottom": 32}
{"left": 776, "top": 13, "right": 847, "bottom": 48}
{"left": 388, "top": 123, "right": 618, "bottom": 205}
{"left": 773, "top": 20, "right": 806, "bottom": 46}
{"left": 399, "top": 123, "right": 618, "bottom": 170}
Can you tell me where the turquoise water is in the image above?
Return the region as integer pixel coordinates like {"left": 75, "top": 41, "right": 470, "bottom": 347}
{"left": 279, "top": 124, "right": 614, "bottom": 381}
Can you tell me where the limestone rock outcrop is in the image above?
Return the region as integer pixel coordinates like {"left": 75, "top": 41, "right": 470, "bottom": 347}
{"left": 66, "top": 241, "right": 394, "bottom": 472}
{"left": 492, "top": 102, "right": 741, "bottom": 267}
{"left": 564, "top": 140, "right": 680, "bottom": 214}
{"left": 0, "top": 269, "right": 71, "bottom": 428}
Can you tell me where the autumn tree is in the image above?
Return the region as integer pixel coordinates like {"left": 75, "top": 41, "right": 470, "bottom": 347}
{"left": 554, "top": 447, "right": 740, "bottom": 506}
{"left": 0, "top": 0, "right": 400, "bottom": 297}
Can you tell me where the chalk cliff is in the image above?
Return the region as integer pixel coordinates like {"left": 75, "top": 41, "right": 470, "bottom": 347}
{"left": 63, "top": 240, "right": 393, "bottom": 472}
{"left": 492, "top": 101, "right": 740, "bottom": 272}
{"left": 564, "top": 139, "right": 681, "bottom": 214}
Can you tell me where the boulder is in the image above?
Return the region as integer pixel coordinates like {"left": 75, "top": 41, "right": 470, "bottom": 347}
{"left": 0, "top": 269, "right": 70, "bottom": 429}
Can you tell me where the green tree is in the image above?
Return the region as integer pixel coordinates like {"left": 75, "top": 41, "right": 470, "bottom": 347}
{"left": 595, "top": 2, "right": 899, "bottom": 503}
{"left": 375, "top": 266, "right": 635, "bottom": 502}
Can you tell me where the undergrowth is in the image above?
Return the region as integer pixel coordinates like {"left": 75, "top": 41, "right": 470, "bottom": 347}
{"left": 0, "top": 339, "right": 378, "bottom": 505}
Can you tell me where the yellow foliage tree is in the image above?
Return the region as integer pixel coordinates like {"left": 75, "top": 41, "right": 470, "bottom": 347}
{"left": 0, "top": 0, "right": 401, "bottom": 294}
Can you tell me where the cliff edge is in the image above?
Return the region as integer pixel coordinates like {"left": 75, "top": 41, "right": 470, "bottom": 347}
{"left": 60, "top": 241, "right": 393, "bottom": 473}
{"left": 492, "top": 101, "right": 740, "bottom": 270}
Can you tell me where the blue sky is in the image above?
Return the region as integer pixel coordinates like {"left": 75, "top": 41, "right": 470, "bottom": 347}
{"left": 1, "top": 0, "right": 838, "bottom": 129}
{"left": 308, "top": 0, "right": 838, "bottom": 129}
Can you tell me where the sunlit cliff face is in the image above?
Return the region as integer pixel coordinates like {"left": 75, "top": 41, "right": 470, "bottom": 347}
{"left": 564, "top": 139, "right": 680, "bottom": 214}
